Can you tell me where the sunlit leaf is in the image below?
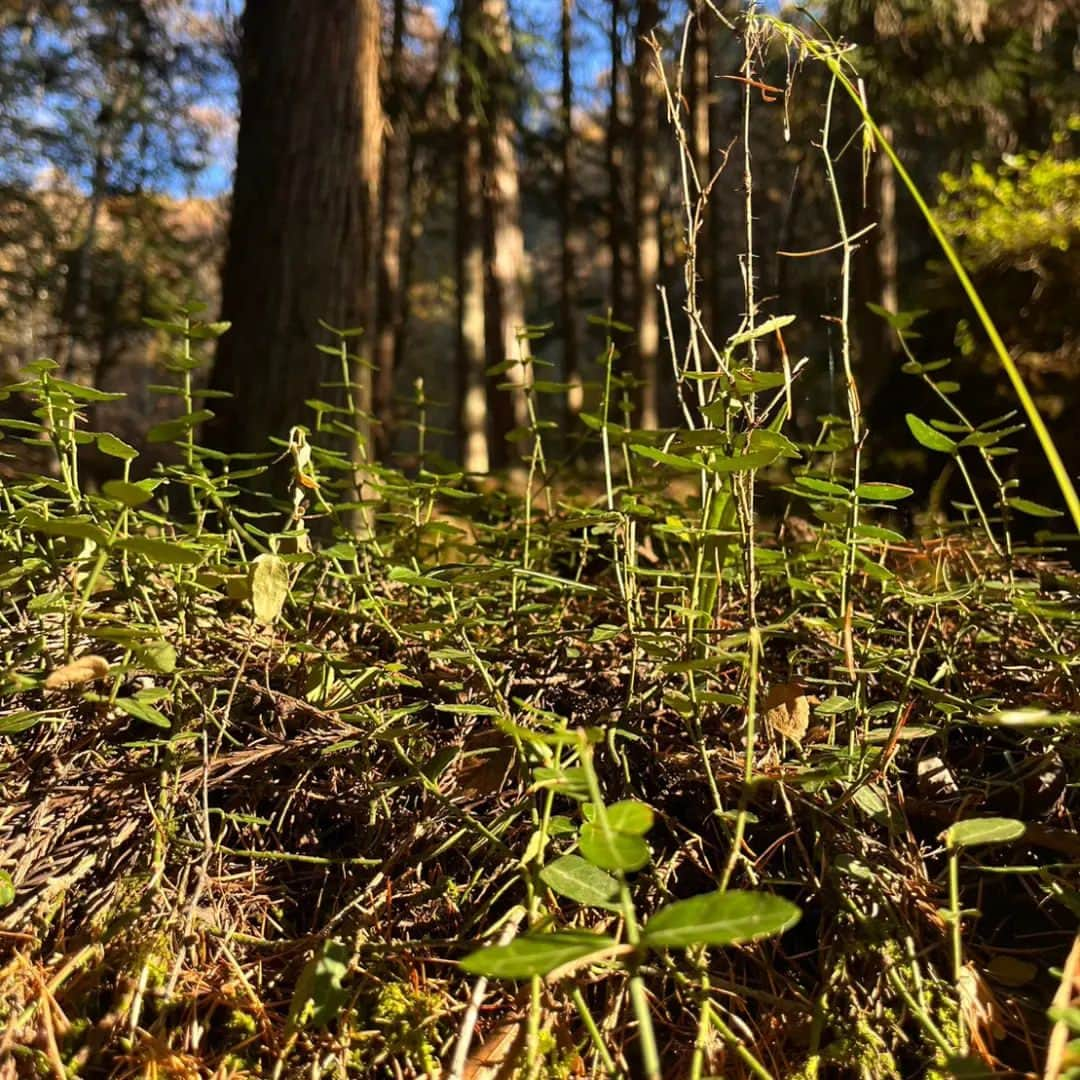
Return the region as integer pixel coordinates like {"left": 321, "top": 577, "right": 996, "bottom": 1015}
{"left": 250, "top": 554, "right": 289, "bottom": 624}
{"left": 460, "top": 931, "right": 617, "bottom": 979}
{"left": 579, "top": 824, "right": 650, "bottom": 872}
{"left": 945, "top": 818, "right": 1025, "bottom": 848}
{"left": 906, "top": 414, "right": 956, "bottom": 453}
{"left": 605, "top": 800, "right": 655, "bottom": 837}
{"left": 641, "top": 890, "right": 801, "bottom": 949}
{"left": 539, "top": 855, "right": 619, "bottom": 907}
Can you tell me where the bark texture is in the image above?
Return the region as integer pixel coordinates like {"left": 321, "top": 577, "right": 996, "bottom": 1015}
{"left": 480, "top": 0, "right": 529, "bottom": 466}
{"left": 373, "top": 0, "right": 410, "bottom": 459}
{"left": 560, "top": 0, "right": 582, "bottom": 421}
{"left": 631, "top": 0, "right": 661, "bottom": 429}
{"left": 456, "top": 0, "right": 489, "bottom": 473}
{"left": 209, "top": 0, "right": 382, "bottom": 464}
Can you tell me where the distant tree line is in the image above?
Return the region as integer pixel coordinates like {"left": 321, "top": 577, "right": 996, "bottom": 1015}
{"left": 0, "top": 0, "right": 1076, "bottom": 498}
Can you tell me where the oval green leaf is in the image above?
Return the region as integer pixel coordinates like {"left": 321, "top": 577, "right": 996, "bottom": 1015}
{"left": 605, "top": 800, "right": 655, "bottom": 837}
{"left": 906, "top": 414, "right": 957, "bottom": 453}
{"left": 95, "top": 432, "right": 139, "bottom": 460}
{"left": 1006, "top": 497, "right": 1062, "bottom": 519}
{"left": 102, "top": 479, "right": 155, "bottom": 508}
{"left": 0, "top": 870, "right": 14, "bottom": 907}
{"left": 641, "top": 890, "right": 801, "bottom": 949}
{"left": 119, "top": 537, "right": 204, "bottom": 566}
{"left": 854, "top": 482, "right": 914, "bottom": 501}
{"left": 115, "top": 697, "right": 171, "bottom": 729}
{"left": 579, "top": 824, "right": 651, "bottom": 872}
{"left": 147, "top": 410, "right": 214, "bottom": 444}
{"left": 539, "top": 855, "right": 620, "bottom": 907}
{"left": 945, "top": 818, "right": 1025, "bottom": 849}
{"left": 459, "top": 931, "right": 617, "bottom": 979}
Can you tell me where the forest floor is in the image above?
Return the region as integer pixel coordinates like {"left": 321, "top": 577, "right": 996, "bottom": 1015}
{"left": 2, "top": 362, "right": 1080, "bottom": 1078}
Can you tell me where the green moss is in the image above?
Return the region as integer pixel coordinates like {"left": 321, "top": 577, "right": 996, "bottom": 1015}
{"left": 370, "top": 982, "right": 444, "bottom": 1075}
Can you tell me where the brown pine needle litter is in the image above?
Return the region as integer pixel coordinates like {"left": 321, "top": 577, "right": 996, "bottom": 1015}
{"left": 2, "top": 522, "right": 1077, "bottom": 1077}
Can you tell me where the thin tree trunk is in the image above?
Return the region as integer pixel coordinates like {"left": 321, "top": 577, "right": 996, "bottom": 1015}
{"left": 354, "top": 0, "right": 382, "bottom": 500}
{"left": 855, "top": 121, "right": 899, "bottom": 407}
{"left": 689, "top": 1, "right": 714, "bottom": 338}
{"left": 606, "top": 0, "right": 627, "bottom": 337}
{"left": 877, "top": 121, "right": 899, "bottom": 319}
{"left": 632, "top": 0, "right": 661, "bottom": 429}
{"left": 373, "top": 0, "right": 408, "bottom": 459}
{"left": 560, "top": 0, "right": 581, "bottom": 424}
{"left": 209, "top": 0, "right": 382, "bottom": 482}
{"left": 457, "top": 0, "right": 489, "bottom": 473}
{"left": 480, "top": 0, "right": 529, "bottom": 468}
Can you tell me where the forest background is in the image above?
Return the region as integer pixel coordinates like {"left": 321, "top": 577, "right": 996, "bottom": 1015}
{"left": 1, "top": 0, "right": 1077, "bottom": 510}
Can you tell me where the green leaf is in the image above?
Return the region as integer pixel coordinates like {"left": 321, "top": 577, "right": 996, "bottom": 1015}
{"left": 794, "top": 476, "right": 849, "bottom": 497}
{"left": 731, "top": 369, "right": 789, "bottom": 395}
{"left": 119, "top": 537, "right": 204, "bottom": 566}
{"left": 727, "top": 315, "right": 796, "bottom": 347}
{"left": 1006, "top": 497, "right": 1062, "bottom": 518}
{"left": 20, "top": 515, "right": 110, "bottom": 547}
{"left": 459, "top": 931, "right": 617, "bottom": 979}
{"left": 867, "top": 302, "right": 927, "bottom": 333}
{"left": 186, "top": 320, "right": 231, "bottom": 340}
{"left": 115, "top": 697, "right": 171, "bottom": 729}
{"left": 288, "top": 939, "right": 350, "bottom": 1030}
{"left": 579, "top": 824, "right": 650, "bottom": 872}
{"left": 980, "top": 708, "right": 1080, "bottom": 728}
{"left": 641, "top": 890, "right": 801, "bottom": 949}
{"left": 853, "top": 524, "right": 907, "bottom": 544}
{"left": 101, "top": 479, "right": 155, "bottom": 508}
{"left": 945, "top": 818, "right": 1025, "bottom": 849}
{"left": 135, "top": 641, "right": 177, "bottom": 674}
{"left": 605, "top": 800, "right": 655, "bottom": 837}
{"left": 0, "top": 710, "right": 47, "bottom": 734}
{"left": 95, "top": 432, "right": 139, "bottom": 460}
{"left": 854, "top": 482, "right": 914, "bottom": 501}
{"left": 906, "top": 414, "right": 957, "bottom": 453}
{"left": 0, "top": 870, "right": 14, "bottom": 907}
{"left": 629, "top": 444, "right": 703, "bottom": 472}
{"left": 539, "top": 855, "right": 620, "bottom": 907}
{"left": 250, "top": 554, "right": 289, "bottom": 624}
{"left": 147, "top": 410, "right": 214, "bottom": 444}
{"left": 387, "top": 566, "right": 453, "bottom": 589}
{"left": 48, "top": 378, "right": 125, "bottom": 402}
{"left": 706, "top": 449, "right": 779, "bottom": 473}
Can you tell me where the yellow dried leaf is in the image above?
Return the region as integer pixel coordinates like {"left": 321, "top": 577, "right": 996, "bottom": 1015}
{"left": 762, "top": 681, "right": 810, "bottom": 743}
{"left": 249, "top": 554, "right": 289, "bottom": 624}
{"left": 44, "top": 654, "right": 110, "bottom": 690}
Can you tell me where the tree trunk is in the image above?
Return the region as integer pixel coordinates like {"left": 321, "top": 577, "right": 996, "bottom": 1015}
{"left": 373, "top": 0, "right": 409, "bottom": 460}
{"left": 632, "top": 0, "right": 661, "bottom": 429}
{"left": 456, "top": 0, "right": 489, "bottom": 474}
{"left": 480, "top": 0, "right": 529, "bottom": 468}
{"left": 209, "top": 0, "right": 382, "bottom": 475}
{"left": 689, "top": 1, "right": 714, "bottom": 339}
{"left": 560, "top": 0, "right": 581, "bottom": 424}
{"left": 606, "top": 0, "right": 628, "bottom": 338}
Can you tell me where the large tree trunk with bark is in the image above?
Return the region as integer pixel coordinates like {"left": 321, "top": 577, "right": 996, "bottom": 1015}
{"left": 631, "top": 0, "right": 661, "bottom": 429}
{"left": 209, "top": 0, "right": 382, "bottom": 473}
